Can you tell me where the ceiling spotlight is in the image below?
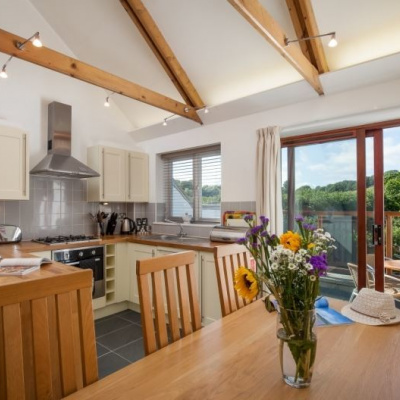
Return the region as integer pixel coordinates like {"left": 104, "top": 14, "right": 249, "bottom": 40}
{"left": 328, "top": 33, "right": 338, "bottom": 48}
{"left": 163, "top": 119, "right": 167, "bottom": 126}
{"left": 284, "top": 31, "right": 337, "bottom": 48}
{"left": 104, "top": 97, "right": 111, "bottom": 107}
{"left": 204, "top": 107, "right": 209, "bottom": 114}
{"left": 17, "top": 32, "right": 43, "bottom": 50}
{"left": 0, "top": 65, "right": 7, "bottom": 79}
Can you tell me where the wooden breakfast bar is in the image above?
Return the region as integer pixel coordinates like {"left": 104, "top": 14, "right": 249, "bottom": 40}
{"left": 65, "top": 299, "right": 400, "bottom": 400}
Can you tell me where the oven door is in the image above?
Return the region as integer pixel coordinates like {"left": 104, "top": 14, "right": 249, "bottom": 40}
{"left": 67, "top": 258, "right": 105, "bottom": 299}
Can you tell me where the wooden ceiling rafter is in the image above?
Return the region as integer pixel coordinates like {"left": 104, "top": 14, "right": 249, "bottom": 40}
{"left": 228, "top": 0, "right": 324, "bottom": 95}
{"left": 0, "top": 28, "right": 203, "bottom": 124}
{"left": 285, "top": 0, "right": 329, "bottom": 74}
{"left": 120, "top": 0, "right": 205, "bottom": 109}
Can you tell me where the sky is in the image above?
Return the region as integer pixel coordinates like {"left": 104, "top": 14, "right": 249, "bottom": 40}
{"left": 282, "top": 126, "right": 400, "bottom": 189}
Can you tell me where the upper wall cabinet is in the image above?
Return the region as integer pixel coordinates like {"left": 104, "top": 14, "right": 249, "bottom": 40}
{"left": 87, "top": 146, "right": 149, "bottom": 203}
{"left": 0, "top": 125, "right": 29, "bottom": 200}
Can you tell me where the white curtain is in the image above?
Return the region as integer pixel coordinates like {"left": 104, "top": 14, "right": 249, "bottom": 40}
{"left": 256, "top": 126, "right": 283, "bottom": 235}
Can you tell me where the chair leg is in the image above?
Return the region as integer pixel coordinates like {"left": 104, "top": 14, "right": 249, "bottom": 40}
{"left": 349, "top": 289, "right": 357, "bottom": 303}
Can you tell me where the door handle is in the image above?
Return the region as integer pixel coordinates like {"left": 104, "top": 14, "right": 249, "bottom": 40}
{"left": 372, "top": 224, "right": 382, "bottom": 245}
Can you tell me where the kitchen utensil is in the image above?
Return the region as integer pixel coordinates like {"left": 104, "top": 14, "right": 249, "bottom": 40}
{"left": 106, "top": 212, "right": 118, "bottom": 235}
{"left": 0, "top": 225, "right": 22, "bottom": 244}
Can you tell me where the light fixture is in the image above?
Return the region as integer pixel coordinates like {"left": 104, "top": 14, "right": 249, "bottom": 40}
{"left": 162, "top": 114, "right": 175, "bottom": 126}
{"left": 284, "top": 31, "right": 337, "bottom": 48}
{"left": 104, "top": 92, "right": 115, "bottom": 107}
{"left": 0, "top": 32, "right": 43, "bottom": 79}
{"left": 204, "top": 106, "right": 209, "bottom": 114}
{"left": 16, "top": 32, "right": 42, "bottom": 50}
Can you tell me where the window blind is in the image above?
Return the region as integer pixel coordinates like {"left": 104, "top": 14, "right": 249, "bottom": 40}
{"left": 161, "top": 144, "right": 221, "bottom": 223}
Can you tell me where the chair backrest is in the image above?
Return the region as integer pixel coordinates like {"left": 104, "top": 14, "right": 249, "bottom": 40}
{"left": 213, "top": 244, "right": 255, "bottom": 317}
{"left": 0, "top": 269, "right": 98, "bottom": 399}
{"left": 136, "top": 250, "right": 201, "bottom": 356}
{"left": 347, "top": 262, "right": 375, "bottom": 289}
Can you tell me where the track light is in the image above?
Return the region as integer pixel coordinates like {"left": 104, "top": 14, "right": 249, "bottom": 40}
{"left": 0, "top": 32, "right": 42, "bottom": 79}
{"left": 17, "top": 32, "right": 42, "bottom": 50}
{"left": 162, "top": 114, "right": 175, "bottom": 126}
{"left": 204, "top": 107, "right": 209, "bottom": 114}
{"left": 104, "top": 92, "right": 115, "bottom": 107}
{"left": 284, "top": 31, "right": 337, "bottom": 48}
{"left": 163, "top": 119, "right": 167, "bottom": 126}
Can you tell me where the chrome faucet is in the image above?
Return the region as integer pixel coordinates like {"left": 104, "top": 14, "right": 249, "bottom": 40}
{"left": 165, "top": 219, "right": 187, "bottom": 237}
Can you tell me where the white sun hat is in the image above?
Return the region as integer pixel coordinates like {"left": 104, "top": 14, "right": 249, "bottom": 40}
{"left": 341, "top": 288, "right": 400, "bottom": 326}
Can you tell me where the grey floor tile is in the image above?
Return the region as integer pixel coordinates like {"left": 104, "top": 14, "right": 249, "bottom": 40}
{"left": 95, "top": 316, "right": 133, "bottom": 338}
{"left": 96, "top": 342, "right": 111, "bottom": 357}
{"left": 97, "top": 353, "right": 131, "bottom": 379}
{"left": 114, "top": 339, "right": 145, "bottom": 363}
{"left": 117, "top": 310, "right": 142, "bottom": 325}
{"left": 97, "top": 324, "right": 143, "bottom": 350}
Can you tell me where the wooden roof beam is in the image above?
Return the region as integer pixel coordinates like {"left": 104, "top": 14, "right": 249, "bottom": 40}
{"left": 228, "top": 0, "right": 324, "bottom": 95}
{"left": 121, "top": 0, "right": 205, "bottom": 109}
{"left": 285, "top": 0, "right": 329, "bottom": 74}
{"left": 0, "top": 28, "right": 202, "bottom": 124}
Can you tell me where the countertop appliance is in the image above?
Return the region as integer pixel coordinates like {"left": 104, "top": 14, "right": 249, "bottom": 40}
{"left": 209, "top": 226, "right": 249, "bottom": 243}
{"left": 0, "top": 224, "right": 22, "bottom": 243}
{"left": 52, "top": 245, "right": 105, "bottom": 299}
{"left": 30, "top": 101, "right": 100, "bottom": 179}
{"left": 121, "top": 217, "right": 136, "bottom": 234}
{"left": 33, "top": 234, "right": 99, "bottom": 245}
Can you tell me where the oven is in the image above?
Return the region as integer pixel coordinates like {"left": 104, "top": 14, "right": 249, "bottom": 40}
{"left": 52, "top": 246, "right": 105, "bottom": 299}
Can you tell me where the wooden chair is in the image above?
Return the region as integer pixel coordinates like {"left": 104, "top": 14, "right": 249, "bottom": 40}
{"left": 137, "top": 251, "right": 201, "bottom": 356}
{"left": 0, "top": 269, "right": 98, "bottom": 399}
{"left": 213, "top": 244, "right": 256, "bottom": 317}
{"left": 347, "top": 262, "right": 400, "bottom": 302}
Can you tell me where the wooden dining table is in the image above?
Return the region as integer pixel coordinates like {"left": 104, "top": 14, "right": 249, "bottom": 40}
{"left": 65, "top": 299, "right": 400, "bottom": 400}
{"left": 385, "top": 259, "right": 400, "bottom": 275}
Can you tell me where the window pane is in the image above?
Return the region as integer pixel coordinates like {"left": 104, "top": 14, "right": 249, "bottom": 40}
{"left": 172, "top": 158, "right": 193, "bottom": 218}
{"left": 201, "top": 155, "right": 221, "bottom": 220}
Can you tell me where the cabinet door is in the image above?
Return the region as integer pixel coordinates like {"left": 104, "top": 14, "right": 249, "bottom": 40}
{"left": 102, "top": 147, "right": 126, "bottom": 202}
{"left": 129, "top": 244, "right": 156, "bottom": 304}
{"left": 200, "top": 252, "right": 222, "bottom": 325}
{"left": 127, "top": 152, "right": 149, "bottom": 202}
{"left": 0, "top": 126, "right": 29, "bottom": 200}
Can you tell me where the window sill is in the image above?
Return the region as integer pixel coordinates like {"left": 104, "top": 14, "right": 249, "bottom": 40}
{"left": 153, "top": 222, "right": 220, "bottom": 228}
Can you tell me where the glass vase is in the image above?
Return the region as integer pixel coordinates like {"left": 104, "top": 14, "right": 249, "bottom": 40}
{"left": 276, "top": 308, "right": 317, "bottom": 389}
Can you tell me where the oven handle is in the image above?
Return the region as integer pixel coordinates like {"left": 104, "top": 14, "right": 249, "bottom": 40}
{"left": 65, "top": 261, "right": 80, "bottom": 266}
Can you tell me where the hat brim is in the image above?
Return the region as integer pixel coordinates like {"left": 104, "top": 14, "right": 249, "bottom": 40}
{"left": 341, "top": 304, "right": 400, "bottom": 326}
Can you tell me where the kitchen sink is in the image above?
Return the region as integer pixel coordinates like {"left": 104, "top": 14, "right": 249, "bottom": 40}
{"left": 144, "top": 234, "right": 209, "bottom": 243}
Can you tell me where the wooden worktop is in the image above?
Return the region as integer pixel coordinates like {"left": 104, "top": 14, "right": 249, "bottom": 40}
{"left": 0, "top": 234, "right": 226, "bottom": 255}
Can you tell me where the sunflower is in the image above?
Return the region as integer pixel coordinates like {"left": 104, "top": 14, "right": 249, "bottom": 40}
{"left": 234, "top": 266, "right": 259, "bottom": 301}
{"left": 280, "top": 231, "right": 301, "bottom": 252}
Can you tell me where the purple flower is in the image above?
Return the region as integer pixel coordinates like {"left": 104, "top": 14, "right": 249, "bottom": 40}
{"left": 260, "top": 230, "right": 269, "bottom": 237}
{"left": 251, "top": 225, "right": 263, "bottom": 235}
{"left": 244, "top": 214, "right": 254, "bottom": 222}
{"left": 309, "top": 253, "right": 328, "bottom": 276}
{"left": 260, "top": 216, "right": 269, "bottom": 225}
{"left": 236, "top": 237, "right": 247, "bottom": 245}
{"left": 295, "top": 215, "right": 304, "bottom": 222}
{"left": 303, "top": 223, "right": 317, "bottom": 231}
{"left": 251, "top": 242, "right": 260, "bottom": 249}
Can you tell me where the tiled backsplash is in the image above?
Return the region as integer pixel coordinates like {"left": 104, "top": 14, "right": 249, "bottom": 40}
{"left": 0, "top": 176, "right": 255, "bottom": 241}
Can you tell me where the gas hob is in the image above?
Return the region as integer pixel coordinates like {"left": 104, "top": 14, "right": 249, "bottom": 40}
{"left": 32, "top": 234, "right": 100, "bottom": 246}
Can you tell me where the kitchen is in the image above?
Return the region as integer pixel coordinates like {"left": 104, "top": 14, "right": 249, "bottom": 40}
{"left": 1, "top": 0, "right": 400, "bottom": 398}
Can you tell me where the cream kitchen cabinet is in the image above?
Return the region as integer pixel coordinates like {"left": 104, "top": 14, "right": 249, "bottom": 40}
{"left": 0, "top": 125, "right": 29, "bottom": 200}
{"left": 87, "top": 145, "right": 148, "bottom": 203}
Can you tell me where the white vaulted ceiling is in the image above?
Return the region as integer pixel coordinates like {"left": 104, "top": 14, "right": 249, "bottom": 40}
{"left": 3, "top": 0, "right": 400, "bottom": 140}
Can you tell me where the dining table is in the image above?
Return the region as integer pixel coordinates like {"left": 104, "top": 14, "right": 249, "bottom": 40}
{"left": 384, "top": 259, "right": 400, "bottom": 275}
{"left": 65, "top": 298, "right": 400, "bottom": 400}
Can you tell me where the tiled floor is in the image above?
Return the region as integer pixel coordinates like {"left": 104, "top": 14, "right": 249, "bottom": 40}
{"left": 95, "top": 309, "right": 145, "bottom": 379}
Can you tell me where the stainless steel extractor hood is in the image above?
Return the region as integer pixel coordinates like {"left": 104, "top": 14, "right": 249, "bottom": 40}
{"left": 30, "top": 102, "right": 100, "bottom": 179}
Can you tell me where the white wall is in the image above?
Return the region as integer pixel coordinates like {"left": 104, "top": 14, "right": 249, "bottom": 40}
{"left": 140, "top": 78, "right": 400, "bottom": 203}
{"left": 0, "top": 0, "right": 141, "bottom": 170}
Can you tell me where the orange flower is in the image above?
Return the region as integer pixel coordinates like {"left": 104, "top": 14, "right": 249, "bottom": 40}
{"left": 280, "top": 231, "right": 301, "bottom": 252}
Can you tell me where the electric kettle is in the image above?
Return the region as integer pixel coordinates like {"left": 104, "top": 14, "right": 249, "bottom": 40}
{"left": 120, "top": 217, "right": 136, "bottom": 234}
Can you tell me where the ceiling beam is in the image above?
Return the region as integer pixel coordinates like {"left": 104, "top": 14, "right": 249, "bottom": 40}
{"left": 285, "top": 0, "right": 329, "bottom": 74}
{"left": 228, "top": 0, "right": 324, "bottom": 95}
{"left": 0, "top": 28, "right": 202, "bottom": 124}
{"left": 121, "top": 0, "right": 205, "bottom": 109}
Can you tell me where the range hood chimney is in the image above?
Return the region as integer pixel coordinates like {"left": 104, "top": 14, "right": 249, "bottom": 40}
{"left": 30, "top": 102, "right": 100, "bottom": 179}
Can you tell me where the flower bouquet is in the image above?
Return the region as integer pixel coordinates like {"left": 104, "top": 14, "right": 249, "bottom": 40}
{"left": 234, "top": 215, "right": 336, "bottom": 388}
